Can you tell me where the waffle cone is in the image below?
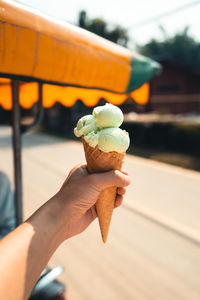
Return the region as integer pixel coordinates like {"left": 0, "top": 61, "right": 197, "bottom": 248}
{"left": 82, "top": 137, "right": 125, "bottom": 243}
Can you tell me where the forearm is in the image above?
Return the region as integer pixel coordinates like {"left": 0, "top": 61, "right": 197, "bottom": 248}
{"left": 0, "top": 195, "right": 66, "bottom": 300}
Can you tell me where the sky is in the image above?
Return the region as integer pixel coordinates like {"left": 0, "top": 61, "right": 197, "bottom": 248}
{"left": 17, "top": 0, "right": 200, "bottom": 49}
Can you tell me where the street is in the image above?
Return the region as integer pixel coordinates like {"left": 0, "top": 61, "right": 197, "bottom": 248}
{"left": 0, "top": 127, "right": 200, "bottom": 300}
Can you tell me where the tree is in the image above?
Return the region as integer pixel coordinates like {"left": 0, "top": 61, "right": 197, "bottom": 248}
{"left": 77, "top": 10, "right": 129, "bottom": 47}
{"left": 138, "top": 27, "right": 200, "bottom": 71}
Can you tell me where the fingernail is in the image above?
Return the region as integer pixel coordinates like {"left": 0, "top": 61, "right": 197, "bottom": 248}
{"left": 124, "top": 174, "right": 131, "bottom": 186}
{"left": 121, "top": 170, "right": 129, "bottom": 175}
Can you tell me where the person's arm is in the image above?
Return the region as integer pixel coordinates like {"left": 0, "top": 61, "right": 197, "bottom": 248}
{"left": 0, "top": 165, "right": 131, "bottom": 300}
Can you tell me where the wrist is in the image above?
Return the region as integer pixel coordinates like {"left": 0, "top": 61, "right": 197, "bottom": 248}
{"left": 45, "top": 194, "right": 70, "bottom": 243}
{"left": 27, "top": 194, "right": 69, "bottom": 247}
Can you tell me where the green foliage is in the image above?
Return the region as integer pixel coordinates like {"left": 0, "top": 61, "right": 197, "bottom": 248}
{"left": 138, "top": 27, "right": 200, "bottom": 71}
{"left": 78, "top": 10, "right": 129, "bottom": 47}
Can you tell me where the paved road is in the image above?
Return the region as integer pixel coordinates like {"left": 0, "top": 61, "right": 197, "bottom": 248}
{"left": 0, "top": 127, "right": 200, "bottom": 300}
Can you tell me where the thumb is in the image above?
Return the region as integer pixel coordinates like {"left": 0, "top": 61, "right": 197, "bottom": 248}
{"left": 90, "top": 170, "right": 131, "bottom": 191}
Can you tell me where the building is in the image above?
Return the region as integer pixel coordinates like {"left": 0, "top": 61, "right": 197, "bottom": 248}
{"left": 149, "top": 60, "right": 200, "bottom": 114}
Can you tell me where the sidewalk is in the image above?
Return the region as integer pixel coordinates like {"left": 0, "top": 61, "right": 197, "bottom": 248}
{"left": 0, "top": 127, "right": 200, "bottom": 300}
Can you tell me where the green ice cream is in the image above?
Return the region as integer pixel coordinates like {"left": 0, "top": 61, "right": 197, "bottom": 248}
{"left": 74, "top": 104, "right": 130, "bottom": 153}
{"left": 74, "top": 115, "right": 97, "bottom": 137}
{"left": 98, "top": 128, "right": 129, "bottom": 153}
{"left": 84, "top": 131, "right": 99, "bottom": 148}
{"left": 93, "top": 103, "right": 123, "bottom": 128}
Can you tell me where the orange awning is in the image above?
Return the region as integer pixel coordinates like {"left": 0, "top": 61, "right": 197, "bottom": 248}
{"left": 0, "top": 0, "right": 159, "bottom": 110}
{"left": 0, "top": 79, "right": 149, "bottom": 110}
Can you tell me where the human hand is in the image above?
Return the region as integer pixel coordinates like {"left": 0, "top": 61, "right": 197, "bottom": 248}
{"left": 56, "top": 164, "right": 131, "bottom": 239}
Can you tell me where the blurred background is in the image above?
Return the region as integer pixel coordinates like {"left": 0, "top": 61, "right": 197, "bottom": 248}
{"left": 0, "top": 0, "right": 200, "bottom": 299}
{"left": 4, "top": 0, "right": 200, "bottom": 171}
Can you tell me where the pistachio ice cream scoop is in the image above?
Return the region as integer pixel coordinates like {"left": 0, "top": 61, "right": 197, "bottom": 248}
{"left": 74, "top": 114, "right": 97, "bottom": 137}
{"left": 98, "top": 128, "right": 129, "bottom": 153}
{"left": 93, "top": 103, "right": 123, "bottom": 128}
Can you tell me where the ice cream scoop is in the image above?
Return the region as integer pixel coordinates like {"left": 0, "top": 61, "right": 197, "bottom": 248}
{"left": 74, "top": 115, "right": 97, "bottom": 137}
{"left": 98, "top": 128, "right": 129, "bottom": 153}
{"left": 93, "top": 103, "right": 123, "bottom": 128}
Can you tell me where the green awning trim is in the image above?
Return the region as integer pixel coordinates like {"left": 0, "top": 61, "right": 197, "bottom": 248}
{"left": 126, "top": 54, "right": 161, "bottom": 93}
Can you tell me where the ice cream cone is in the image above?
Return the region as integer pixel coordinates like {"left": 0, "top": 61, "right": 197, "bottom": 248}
{"left": 82, "top": 137, "right": 125, "bottom": 243}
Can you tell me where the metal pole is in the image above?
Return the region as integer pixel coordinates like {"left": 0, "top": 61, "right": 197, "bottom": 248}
{"left": 21, "top": 82, "right": 43, "bottom": 133}
{"left": 11, "top": 80, "right": 23, "bottom": 226}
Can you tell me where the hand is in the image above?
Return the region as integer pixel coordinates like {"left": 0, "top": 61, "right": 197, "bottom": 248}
{"left": 57, "top": 164, "right": 131, "bottom": 239}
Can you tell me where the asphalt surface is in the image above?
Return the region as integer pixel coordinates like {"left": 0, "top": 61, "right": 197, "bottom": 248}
{"left": 0, "top": 127, "right": 200, "bottom": 300}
